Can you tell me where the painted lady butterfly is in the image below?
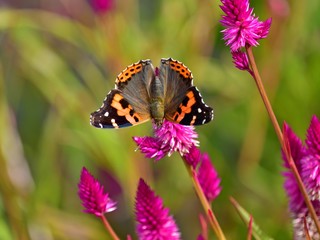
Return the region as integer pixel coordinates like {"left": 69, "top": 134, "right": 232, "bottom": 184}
{"left": 90, "top": 58, "right": 213, "bottom": 128}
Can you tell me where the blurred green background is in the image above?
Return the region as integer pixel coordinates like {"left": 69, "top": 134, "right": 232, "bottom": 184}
{"left": 0, "top": 0, "right": 319, "bottom": 239}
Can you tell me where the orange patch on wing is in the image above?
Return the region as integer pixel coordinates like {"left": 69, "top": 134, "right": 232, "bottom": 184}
{"left": 110, "top": 94, "right": 143, "bottom": 124}
{"left": 169, "top": 61, "right": 192, "bottom": 79}
{"left": 172, "top": 91, "right": 196, "bottom": 123}
{"left": 116, "top": 63, "right": 143, "bottom": 83}
{"left": 190, "top": 115, "right": 197, "bottom": 125}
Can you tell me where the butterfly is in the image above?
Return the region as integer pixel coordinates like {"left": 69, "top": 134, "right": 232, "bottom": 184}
{"left": 90, "top": 58, "right": 213, "bottom": 129}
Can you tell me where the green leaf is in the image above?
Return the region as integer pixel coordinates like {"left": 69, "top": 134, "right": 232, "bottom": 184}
{"left": 230, "top": 197, "right": 274, "bottom": 240}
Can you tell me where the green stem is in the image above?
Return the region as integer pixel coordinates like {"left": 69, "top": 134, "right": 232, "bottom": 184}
{"left": 245, "top": 45, "right": 320, "bottom": 234}
{"left": 100, "top": 215, "right": 120, "bottom": 240}
{"left": 182, "top": 158, "right": 226, "bottom": 240}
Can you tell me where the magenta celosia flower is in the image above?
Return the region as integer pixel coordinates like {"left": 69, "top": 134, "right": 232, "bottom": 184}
{"left": 184, "top": 146, "right": 222, "bottom": 201}
{"left": 282, "top": 118, "right": 320, "bottom": 239}
{"left": 133, "top": 120, "right": 199, "bottom": 160}
{"left": 231, "top": 50, "right": 253, "bottom": 75}
{"left": 78, "top": 167, "right": 117, "bottom": 217}
{"left": 197, "top": 235, "right": 205, "bottom": 240}
{"left": 184, "top": 145, "right": 202, "bottom": 169}
{"left": 282, "top": 123, "right": 307, "bottom": 214}
{"left": 292, "top": 202, "right": 320, "bottom": 240}
{"left": 89, "top": 0, "right": 113, "bottom": 14}
{"left": 135, "top": 178, "right": 181, "bottom": 240}
{"left": 197, "top": 153, "right": 222, "bottom": 202}
{"left": 306, "top": 116, "right": 320, "bottom": 155}
{"left": 220, "top": 0, "right": 272, "bottom": 51}
{"left": 301, "top": 116, "right": 320, "bottom": 201}
{"left": 133, "top": 136, "right": 168, "bottom": 160}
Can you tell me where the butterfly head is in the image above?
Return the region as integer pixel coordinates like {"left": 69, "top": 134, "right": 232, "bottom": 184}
{"left": 153, "top": 118, "right": 164, "bottom": 128}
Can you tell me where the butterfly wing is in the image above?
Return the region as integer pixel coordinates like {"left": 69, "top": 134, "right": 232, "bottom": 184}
{"left": 160, "top": 58, "right": 193, "bottom": 117}
{"left": 160, "top": 58, "right": 214, "bottom": 126}
{"left": 90, "top": 60, "right": 153, "bottom": 128}
{"left": 167, "top": 86, "right": 214, "bottom": 125}
{"left": 90, "top": 89, "right": 150, "bottom": 128}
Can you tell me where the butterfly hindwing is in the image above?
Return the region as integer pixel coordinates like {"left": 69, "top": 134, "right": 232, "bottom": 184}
{"left": 167, "top": 86, "right": 214, "bottom": 126}
{"left": 90, "top": 89, "right": 150, "bottom": 129}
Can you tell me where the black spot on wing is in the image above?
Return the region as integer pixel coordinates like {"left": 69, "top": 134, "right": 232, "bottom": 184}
{"left": 179, "top": 86, "right": 214, "bottom": 126}
{"left": 120, "top": 98, "right": 129, "bottom": 109}
{"left": 178, "top": 113, "right": 194, "bottom": 125}
{"left": 181, "top": 96, "right": 190, "bottom": 107}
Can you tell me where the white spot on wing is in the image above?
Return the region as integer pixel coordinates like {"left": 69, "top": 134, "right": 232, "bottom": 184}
{"left": 99, "top": 123, "right": 103, "bottom": 128}
{"left": 111, "top": 118, "right": 119, "bottom": 128}
{"left": 202, "top": 119, "right": 206, "bottom": 124}
{"left": 198, "top": 108, "right": 202, "bottom": 113}
{"left": 104, "top": 112, "right": 109, "bottom": 117}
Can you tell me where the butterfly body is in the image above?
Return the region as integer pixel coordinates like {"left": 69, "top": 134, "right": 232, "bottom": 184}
{"left": 90, "top": 58, "right": 213, "bottom": 129}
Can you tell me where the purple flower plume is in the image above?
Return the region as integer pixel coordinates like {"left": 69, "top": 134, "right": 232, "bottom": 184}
{"left": 89, "top": 0, "right": 113, "bottom": 14}
{"left": 231, "top": 50, "right": 253, "bottom": 75}
{"left": 220, "top": 0, "right": 272, "bottom": 51}
{"left": 306, "top": 116, "right": 320, "bottom": 155}
{"left": 133, "top": 120, "right": 199, "bottom": 160}
{"left": 282, "top": 123, "right": 307, "bottom": 214}
{"left": 184, "top": 145, "right": 202, "bottom": 169}
{"left": 282, "top": 117, "right": 320, "bottom": 239}
{"left": 133, "top": 136, "right": 168, "bottom": 160}
{"left": 184, "top": 146, "right": 222, "bottom": 202}
{"left": 197, "top": 153, "right": 222, "bottom": 202}
{"left": 135, "top": 178, "right": 181, "bottom": 240}
{"left": 78, "top": 167, "right": 117, "bottom": 217}
{"left": 301, "top": 116, "right": 320, "bottom": 201}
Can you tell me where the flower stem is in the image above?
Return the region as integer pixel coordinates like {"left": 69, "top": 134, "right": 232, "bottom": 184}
{"left": 100, "top": 215, "right": 120, "bottom": 240}
{"left": 247, "top": 215, "right": 253, "bottom": 240}
{"left": 245, "top": 45, "right": 320, "bottom": 234}
{"left": 182, "top": 159, "right": 226, "bottom": 240}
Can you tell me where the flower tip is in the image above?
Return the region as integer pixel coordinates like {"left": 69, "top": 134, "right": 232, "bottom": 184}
{"left": 266, "top": 17, "right": 273, "bottom": 25}
{"left": 135, "top": 178, "right": 181, "bottom": 239}
{"left": 220, "top": 0, "right": 271, "bottom": 51}
{"left": 198, "top": 154, "right": 222, "bottom": 202}
{"left": 78, "top": 167, "right": 117, "bottom": 216}
{"left": 306, "top": 115, "right": 320, "bottom": 154}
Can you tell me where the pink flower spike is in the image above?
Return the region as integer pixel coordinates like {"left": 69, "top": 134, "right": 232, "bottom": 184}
{"left": 231, "top": 50, "right": 253, "bottom": 75}
{"left": 301, "top": 116, "right": 320, "bottom": 200}
{"left": 306, "top": 115, "right": 320, "bottom": 155}
{"left": 78, "top": 167, "right": 117, "bottom": 217}
{"left": 133, "top": 136, "right": 168, "bottom": 160}
{"left": 134, "top": 120, "right": 199, "bottom": 161}
{"left": 220, "top": 0, "right": 272, "bottom": 51}
{"left": 135, "top": 179, "right": 181, "bottom": 240}
{"left": 282, "top": 123, "right": 307, "bottom": 214}
{"left": 154, "top": 120, "right": 199, "bottom": 156}
{"left": 197, "top": 154, "right": 222, "bottom": 202}
{"left": 282, "top": 121, "right": 320, "bottom": 238}
{"left": 89, "top": 0, "right": 113, "bottom": 14}
{"left": 184, "top": 145, "right": 202, "bottom": 169}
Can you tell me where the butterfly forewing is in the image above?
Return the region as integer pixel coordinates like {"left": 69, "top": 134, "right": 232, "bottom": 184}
{"left": 90, "top": 89, "right": 150, "bottom": 128}
{"left": 90, "top": 60, "right": 153, "bottom": 128}
{"left": 116, "top": 60, "right": 153, "bottom": 117}
{"left": 160, "top": 58, "right": 193, "bottom": 117}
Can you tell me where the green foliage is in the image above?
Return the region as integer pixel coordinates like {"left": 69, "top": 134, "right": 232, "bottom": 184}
{"left": 0, "top": 0, "right": 319, "bottom": 239}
